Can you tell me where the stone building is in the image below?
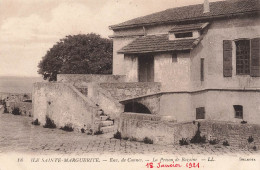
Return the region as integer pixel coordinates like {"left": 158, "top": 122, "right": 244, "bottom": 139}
{"left": 33, "top": 0, "right": 260, "bottom": 145}
{"left": 109, "top": 0, "right": 260, "bottom": 124}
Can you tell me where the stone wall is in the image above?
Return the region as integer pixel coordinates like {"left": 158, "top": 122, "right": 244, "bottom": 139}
{"left": 200, "top": 121, "right": 260, "bottom": 148}
{"left": 0, "top": 92, "right": 31, "bottom": 102}
{"left": 119, "top": 113, "right": 260, "bottom": 148}
{"left": 119, "top": 112, "right": 196, "bottom": 145}
{"left": 99, "top": 82, "right": 161, "bottom": 101}
{"left": 32, "top": 82, "right": 99, "bottom": 132}
{"left": 6, "top": 101, "right": 32, "bottom": 116}
{"left": 57, "top": 74, "right": 126, "bottom": 87}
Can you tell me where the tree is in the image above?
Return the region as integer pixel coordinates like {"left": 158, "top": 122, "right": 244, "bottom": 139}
{"left": 38, "top": 33, "right": 113, "bottom": 81}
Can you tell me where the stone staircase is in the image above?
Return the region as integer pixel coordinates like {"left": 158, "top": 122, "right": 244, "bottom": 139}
{"left": 97, "top": 111, "right": 116, "bottom": 135}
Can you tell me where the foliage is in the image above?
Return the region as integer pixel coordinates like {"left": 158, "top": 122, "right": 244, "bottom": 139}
{"left": 81, "top": 128, "right": 85, "bottom": 133}
{"left": 86, "top": 129, "right": 93, "bottom": 135}
{"left": 60, "top": 124, "right": 74, "bottom": 132}
{"left": 38, "top": 33, "right": 113, "bottom": 81}
{"left": 223, "top": 140, "right": 230, "bottom": 146}
{"left": 247, "top": 136, "right": 254, "bottom": 143}
{"left": 129, "top": 137, "right": 137, "bottom": 142}
{"left": 23, "top": 100, "right": 32, "bottom": 103}
{"left": 253, "top": 146, "right": 257, "bottom": 151}
{"left": 1, "top": 100, "right": 8, "bottom": 113}
{"left": 241, "top": 120, "right": 247, "bottom": 124}
{"left": 94, "top": 130, "right": 103, "bottom": 135}
{"left": 12, "top": 107, "right": 21, "bottom": 115}
{"left": 123, "top": 137, "right": 129, "bottom": 140}
{"left": 209, "top": 139, "right": 218, "bottom": 145}
{"left": 43, "top": 116, "right": 56, "bottom": 128}
{"left": 32, "top": 119, "right": 40, "bottom": 126}
{"left": 190, "top": 122, "right": 206, "bottom": 144}
{"left": 179, "top": 138, "right": 189, "bottom": 146}
{"left": 113, "top": 131, "right": 122, "bottom": 139}
{"left": 143, "top": 137, "right": 153, "bottom": 144}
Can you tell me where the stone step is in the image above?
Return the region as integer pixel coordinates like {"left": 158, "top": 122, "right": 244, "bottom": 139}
{"left": 100, "top": 120, "right": 114, "bottom": 127}
{"left": 100, "top": 115, "right": 108, "bottom": 121}
{"left": 101, "top": 125, "right": 116, "bottom": 133}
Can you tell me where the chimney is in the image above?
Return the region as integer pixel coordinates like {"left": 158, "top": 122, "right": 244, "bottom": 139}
{"left": 203, "top": 0, "right": 210, "bottom": 13}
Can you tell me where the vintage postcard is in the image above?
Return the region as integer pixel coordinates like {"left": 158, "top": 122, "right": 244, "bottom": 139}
{"left": 0, "top": 0, "right": 259, "bottom": 170}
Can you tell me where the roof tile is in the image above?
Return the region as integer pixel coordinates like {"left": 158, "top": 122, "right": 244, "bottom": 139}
{"left": 118, "top": 35, "right": 197, "bottom": 54}
{"left": 110, "top": 0, "right": 259, "bottom": 30}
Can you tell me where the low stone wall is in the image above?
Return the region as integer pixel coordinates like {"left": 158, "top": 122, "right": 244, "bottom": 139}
{"left": 0, "top": 92, "right": 31, "bottom": 102}
{"left": 119, "top": 113, "right": 260, "bottom": 148}
{"left": 57, "top": 74, "right": 126, "bottom": 87}
{"left": 200, "top": 121, "right": 260, "bottom": 148}
{"left": 119, "top": 113, "right": 195, "bottom": 145}
{"left": 6, "top": 101, "right": 32, "bottom": 116}
{"left": 33, "top": 82, "right": 99, "bottom": 132}
{"left": 99, "top": 82, "right": 161, "bottom": 101}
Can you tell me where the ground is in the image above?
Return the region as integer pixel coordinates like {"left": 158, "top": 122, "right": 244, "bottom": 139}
{"left": 0, "top": 113, "right": 258, "bottom": 155}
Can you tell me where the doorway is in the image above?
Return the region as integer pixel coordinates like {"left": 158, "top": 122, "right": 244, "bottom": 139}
{"left": 138, "top": 55, "right": 154, "bottom": 82}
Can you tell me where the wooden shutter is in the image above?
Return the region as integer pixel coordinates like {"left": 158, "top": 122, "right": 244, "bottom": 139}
{"left": 200, "top": 58, "right": 204, "bottom": 81}
{"left": 250, "top": 38, "right": 260, "bottom": 77}
{"left": 223, "top": 40, "right": 232, "bottom": 77}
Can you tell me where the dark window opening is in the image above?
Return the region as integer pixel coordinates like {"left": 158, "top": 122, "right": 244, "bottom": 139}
{"left": 200, "top": 58, "right": 204, "bottom": 81}
{"left": 234, "top": 105, "right": 243, "bottom": 119}
{"left": 196, "top": 107, "right": 205, "bottom": 119}
{"left": 235, "top": 40, "right": 250, "bottom": 75}
{"left": 124, "top": 102, "right": 151, "bottom": 114}
{"left": 172, "top": 53, "right": 177, "bottom": 62}
{"left": 175, "top": 32, "right": 193, "bottom": 38}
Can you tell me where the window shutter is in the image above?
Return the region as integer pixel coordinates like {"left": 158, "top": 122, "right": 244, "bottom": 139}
{"left": 223, "top": 40, "right": 232, "bottom": 77}
{"left": 250, "top": 38, "right": 260, "bottom": 77}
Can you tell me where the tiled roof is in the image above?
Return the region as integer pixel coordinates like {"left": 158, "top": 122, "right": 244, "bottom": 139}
{"left": 110, "top": 0, "right": 259, "bottom": 30}
{"left": 118, "top": 35, "right": 197, "bottom": 54}
{"left": 169, "top": 22, "right": 209, "bottom": 32}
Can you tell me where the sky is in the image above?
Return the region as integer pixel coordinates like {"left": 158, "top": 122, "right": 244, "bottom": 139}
{"left": 0, "top": 0, "right": 223, "bottom": 77}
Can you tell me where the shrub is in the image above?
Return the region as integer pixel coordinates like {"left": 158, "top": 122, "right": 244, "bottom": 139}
{"left": 87, "top": 129, "right": 93, "bottom": 135}
{"left": 12, "top": 107, "right": 21, "bottom": 115}
{"left": 32, "top": 119, "right": 40, "bottom": 126}
{"left": 143, "top": 137, "right": 153, "bottom": 144}
{"left": 223, "top": 140, "right": 230, "bottom": 146}
{"left": 43, "top": 116, "right": 56, "bottom": 128}
{"left": 248, "top": 136, "right": 254, "bottom": 143}
{"left": 123, "top": 137, "right": 129, "bottom": 140}
{"left": 23, "top": 100, "right": 32, "bottom": 103}
{"left": 94, "top": 130, "right": 103, "bottom": 135}
{"left": 60, "top": 124, "right": 74, "bottom": 132}
{"left": 179, "top": 138, "right": 189, "bottom": 146}
{"left": 3, "top": 106, "right": 8, "bottom": 113}
{"left": 253, "top": 146, "right": 257, "bottom": 151}
{"left": 81, "top": 128, "right": 85, "bottom": 133}
{"left": 209, "top": 139, "right": 218, "bottom": 145}
{"left": 241, "top": 120, "right": 247, "bottom": 124}
{"left": 113, "top": 131, "right": 122, "bottom": 139}
{"left": 129, "top": 137, "right": 137, "bottom": 141}
{"left": 190, "top": 122, "right": 206, "bottom": 144}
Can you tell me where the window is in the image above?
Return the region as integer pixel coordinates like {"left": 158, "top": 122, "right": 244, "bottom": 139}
{"left": 235, "top": 40, "right": 250, "bottom": 75}
{"left": 223, "top": 38, "right": 260, "bottom": 77}
{"left": 200, "top": 58, "right": 204, "bottom": 81}
{"left": 172, "top": 53, "right": 177, "bottom": 62}
{"left": 175, "top": 32, "right": 192, "bottom": 38}
{"left": 233, "top": 105, "right": 243, "bottom": 119}
{"left": 196, "top": 107, "right": 205, "bottom": 119}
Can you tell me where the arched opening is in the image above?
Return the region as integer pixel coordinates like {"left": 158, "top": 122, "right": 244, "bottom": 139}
{"left": 124, "top": 102, "right": 151, "bottom": 114}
